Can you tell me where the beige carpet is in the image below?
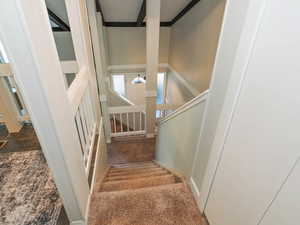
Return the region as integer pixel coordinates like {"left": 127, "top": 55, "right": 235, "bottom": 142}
{"left": 89, "top": 162, "right": 203, "bottom": 225}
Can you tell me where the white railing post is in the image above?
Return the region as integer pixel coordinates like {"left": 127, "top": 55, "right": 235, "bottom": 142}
{"left": 85, "top": 0, "right": 112, "bottom": 143}
{"left": 0, "top": 1, "right": 89, "bottom": 224}
{"left": 145, "top": 0, "right": 161, "bottom": 138}
{"left": 65, "top": 0, "right": 101, "bottom": 124}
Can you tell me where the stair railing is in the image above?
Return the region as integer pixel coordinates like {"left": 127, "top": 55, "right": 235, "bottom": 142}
{"left": 158, "top": 90, "right": 209, "bottom": 125}
{"left": 109, "top": 105, "right": 146, "bottom": 137}
{"left": 68, "top": 67, "right": 98, "bottom": 173}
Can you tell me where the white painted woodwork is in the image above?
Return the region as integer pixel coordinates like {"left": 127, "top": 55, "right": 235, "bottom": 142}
{"left": 65, "top": 0, "right": 100, "bottom": 122}
{"left": 145, "top": 0, "right": 160, "bottom": 136}
{"left": 196, "top": 0, "right": 254, "bottom": 212}
{"left": 109, "top": 105, "right": 146, "bottom": 136}
{"left": 68, "top": 68, "right": 89, "bottom": 115}
{"left": 159, "top": 90, "right": 209, "bottom": 124}
{"left": 204, "top": 1, "right": 300, "bottom": 225}
{"left": 61, "top": 60, "right": 79, "bottom": 74}
{"left": 1, "top": 61, "right": 79, "bottom": 76}
{"left": 85, "top": 0, "right": 112, "bottom": 143}
{"left": 0, "top": 0, "right": 89, "bottom": 223}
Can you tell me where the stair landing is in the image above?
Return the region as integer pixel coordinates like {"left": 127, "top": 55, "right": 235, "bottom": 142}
{"left": 107, "top": 136, "right": 155, "bottom": 164}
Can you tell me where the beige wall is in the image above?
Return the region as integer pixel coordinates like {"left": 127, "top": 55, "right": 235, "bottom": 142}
{"left": 169, "top": 0, "right": 226, "bottom": 93}
{"left": 156, "top": 98, "right": 207, "bottom": 178}
{"left": 165, "top": 70, "right": 194, "bottom": 106}
{"left": 124, "top": 74, "right": 146, "bottom": 105}
{"left": 106, "top": 27, "right": 170, "bottom": 65}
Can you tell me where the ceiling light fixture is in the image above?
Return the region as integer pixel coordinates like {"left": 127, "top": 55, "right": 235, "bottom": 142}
{"left": 131, "top": 74, "right": 146, "bottom": 84}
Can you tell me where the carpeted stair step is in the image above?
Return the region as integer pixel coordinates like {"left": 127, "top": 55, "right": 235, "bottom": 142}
{"left": 100, "top": 174, "right": 177, "bottom": 192}
{"left": 110, "top": 164, "right": 158, "bottom": 172}
{"left": 108, "top": 167, "right": 163, "bottom": 176}
{"left": 111, "top": 162, "right": 155, "bottom": 168}
{"left": 90, "top": 183, "right": 203, "bottom": 225}
{"left": 105, "top": 170, "right": 170, "bottom": 182}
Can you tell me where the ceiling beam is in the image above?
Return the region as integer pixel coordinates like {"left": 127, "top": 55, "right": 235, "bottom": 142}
{"left": 47, "top": 8, "right": 70, "bottom": 31}
{"left": 102, "top": 0, "right": 201, "bottom": 28}
{"left": 171, "top": 0, "right": 200, "bottom": 25}
{"left": 136, "top": 0, "right": 146, "bottom": 26}
{"left": 104, "top": 21, "right": 172, "bottom": 27}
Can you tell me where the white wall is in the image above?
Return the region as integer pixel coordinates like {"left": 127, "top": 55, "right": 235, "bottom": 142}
{"left": 53, "top": 32, "right": 76, "bottom": 61}
{"left": 106, "top": 27, "right": 170, "bottom": 65}
{"left": 202, "top": 1, "right": 300, "bottom": 225}
{"left": 191, "top": 0, "right": 251, "bottom": 210}
{"left": 169, "top": 0, "right": 226, "bottom": 93}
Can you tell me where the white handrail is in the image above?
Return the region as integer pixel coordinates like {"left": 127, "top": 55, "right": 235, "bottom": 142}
{"left": 67, "top": 68, "right": 89, "bottom": 115}
{"left": 109, "top": 105, "right": 145, "bottom": 113}
{"left": 159, "top": 90, "right": 209, "bottom": 124}
{"left": 1, "top": 61, "right": 79, "bottom": 77}
{"left": 107, "top": 87, "right": 135, "bottom": 106}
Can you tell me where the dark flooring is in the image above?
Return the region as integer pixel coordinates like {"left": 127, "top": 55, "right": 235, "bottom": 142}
{"left": 0, "top": 124, "right": 41, "bottom": 153}
{"left": 108, "top": 136, "right": 156, "bottom": 165}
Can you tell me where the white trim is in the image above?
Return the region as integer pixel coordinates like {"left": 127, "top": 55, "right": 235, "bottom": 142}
{"left": 146, "top": 133, "right": 156, "bottom": 138}
{"left": 190, "top": 178, "right": 202, "bottom": 213}
{"left": 107, "top": 63, "right": 199, "bottom": 98}
{"left": 109, "top": 105, "right": 145, "bottom": 113}
{"left": 85, "top": 123, "right": 97, "bottom": 175}
{"left": 0, "top": 0, "right": 89, "bottom": 221}
{"left": 67, "top": 68, "right": 89, "bottom": 116}
{"left": 1, "top": 61, "right": 79, "bottom": 76}
{"left": 107, "top": 87, "right": 134, "bottom": 106}
{"left": 159, "top": 90, "right": 209, "bottom": 124}
{"left": 61, "top": 60, "right": 79, "bottom": 74}
{"left": 99, "top": 95, "right": 107, "bottom": 102}
{"left": 108, "top": 63, "right": 169, "bottom": 72}
{"left": 70, "top": 221, "right": 86, "bottom": 225}
{"left": 111, "top": 130, "right": 146, "bottom": 137}
{"left": 168, "top": 65, "right": 200, "bottom": 97}
{"left": 198, "top": 0, "right": 268, "bottom": 212}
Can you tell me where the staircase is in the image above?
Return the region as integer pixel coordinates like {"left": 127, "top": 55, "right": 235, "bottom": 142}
{"left": 89, "top": 161, "right": 203, "bottom": 225}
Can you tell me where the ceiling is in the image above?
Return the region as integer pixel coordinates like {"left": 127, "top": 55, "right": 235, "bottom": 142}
{"left": 99, "top": 0, "right": 191, "bottom": 22}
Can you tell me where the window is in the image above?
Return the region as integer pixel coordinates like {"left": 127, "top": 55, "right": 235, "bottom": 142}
{"left": 0, "top": 40, "right": 9, "bottom": 63}
{"left": 112, "top": 74, "right": 125, "bottom": 96}
{"left": 157, "top": 72, "right": 165, "bottom": 104}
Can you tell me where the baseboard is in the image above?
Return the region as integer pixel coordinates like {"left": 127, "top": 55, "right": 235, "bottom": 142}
{"left": 189, "top": 178, "right": 204, "bottom": 213}
{"left": 70, "top": 220, "right": 86, "bottom": 225}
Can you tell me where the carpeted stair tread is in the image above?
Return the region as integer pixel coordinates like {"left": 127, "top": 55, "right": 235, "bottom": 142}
{"left": 105, "top": 170, "right": 170, "bottom": 182}
{"left": 110, "top": 164, "right": 158, "bottom": 172}
{"left": 89, "top": 183, "right": 203, "bottom": 225}
{"left": 108, "top": 167, "right": 163, "bottom": 176}
{"left": 111, "top": 161, "right": 155, "bottom": 168}
{"left": 100, "top": 174, "right": 176, "bottom": 192}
